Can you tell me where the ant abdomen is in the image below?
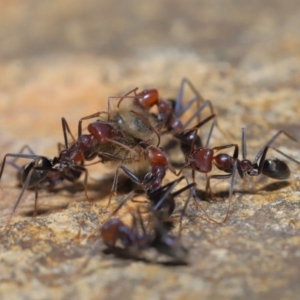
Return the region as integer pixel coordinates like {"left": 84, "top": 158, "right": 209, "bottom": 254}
{"left": 22, "top": 157, "right": 53, "bottom": 188}
{"left": 262, "top": 158, "right": 290, "bottom": 180}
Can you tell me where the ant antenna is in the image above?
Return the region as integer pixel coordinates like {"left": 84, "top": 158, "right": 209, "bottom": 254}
{"left": 241, "top": 128, "right": 247, "bottom": 160}
{"left": 117, "top": 87, "right": 139, "bottom": 108}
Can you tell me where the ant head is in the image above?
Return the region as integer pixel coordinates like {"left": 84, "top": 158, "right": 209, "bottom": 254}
{"left": 262, "top": 158, "right": 290, "bottom": 180}
{"left": 22, "top": 157, "right": 53, "bottom": 188}
{"left": 135, "top": 89, "right": 159, "bottom": 110}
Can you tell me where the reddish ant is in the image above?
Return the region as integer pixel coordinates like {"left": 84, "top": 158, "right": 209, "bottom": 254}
{"left": 177, "top": 127, "right": 300, "bottom": 222}
{"left": 119, "top": 78, "right": 226, "bottom": 154}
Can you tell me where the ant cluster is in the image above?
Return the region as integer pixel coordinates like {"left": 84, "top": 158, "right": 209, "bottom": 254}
{"left": 1, "top": 78, "right": 299, "bottom": 264}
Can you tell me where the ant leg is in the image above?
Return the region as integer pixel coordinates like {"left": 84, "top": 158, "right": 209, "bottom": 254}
{"left": 213, "top": 144, "right": 239, "bottom": 159}
{"left": 241, "top": 128, "right": 247, "bottom": 160}
{"left": 174, "top": 78, "right": 205, "bottom": 117}
{"left": 174, "top": 163, "right": 190, "bottom": 177}
{"left": 222, "top": 159, "right": 238, "bottom": 223}
{"left": 107, "top": 165, "right": 143, "bottom": 208}
{"left": 204, "top": 161, "right": 237, "bottom": 223}
{"left": 175, "top": 78, "right": 230, "bottom": 140}
{"left": 33, "top": 186, "right": 39, "bottom": 217}
{"left": 10, "top": 145, "right": 36, "bottom": 163}
{"left": 72, "top": 165, "right": 91, "bottom": 202}
{"left": 0, "top": 153, "right": 45, "bottom": 182}
{"left": 183, "top": 100, "right": 216, "bottom": 129}
{"left": 254, "top": 130, "right": 298, "bottom": 164}
{"left": 205, "top": 173, "right": 232, "bottom": 201}
{"left": 4, "top": 165, "right": 35, "bottom": 229}
{"left": 173, "top": 114, "right": 216, "bottom": 150}
{"left": 269, "top": 146, "right": 300, "bottom": 167}
{"left": 110, "top": 190, "right": 138, "bottom": 216}
{"left": 5, "top": 146, "right": 38, "bottom": 173}
{"left": 204, "top": 116, "right": 216, "bottom": 147}
{"left": 178, "top": 183, "right": 196, "bottom": 236}
{"left": 61, "top": 117, "right": 77, "bottom": 150}
{"left": 57, "top": 142, "right": 64, "bottom": 152}
{"left": 152, "top": 176, "right": 187, "bottom": 212}
{"left": 136, "top": 207, "right": 147, "bottom": 236}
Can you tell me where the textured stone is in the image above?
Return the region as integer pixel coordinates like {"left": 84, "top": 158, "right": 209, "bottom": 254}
{"left": 0, "top": 1, "right": 300, "bottom": 299}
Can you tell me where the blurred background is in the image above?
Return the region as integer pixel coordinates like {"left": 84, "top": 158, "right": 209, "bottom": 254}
{"left": 0, "top": 0, "right": 299, "bottom": 149}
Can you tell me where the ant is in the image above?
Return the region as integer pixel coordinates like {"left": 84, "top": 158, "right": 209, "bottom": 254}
{"left": 112, "top": 175, "right": 197, "bottom": 232}
{"left": 177, "top": 127, "right": 300, "bottom": 222}
{"left": 0, "top": 87, "right": 162, "bottom": 222}
{"left": 5, "top": 144, "right": 84, "bottom": 217}
{"left": 107, "top": 113, "right": 217, "bottom": 206}
{"left": 118, "top": 78, "right": 226, "bottom": 154}
{"left": 101, "top": 208, "right": 188, "bottom": 263}
{"left": 90, "top": 87, "right": 161, "bottom": 164}
{"left": 0, "top": 109, "right": 140, "bottom": 222}
{"left": 106, "top": 144, "right": 175, "bottom": 207}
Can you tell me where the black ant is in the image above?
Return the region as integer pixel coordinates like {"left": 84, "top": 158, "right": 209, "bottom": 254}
{"left": 4, "top": 144, "right": 84, "bottom": 217}
{"left": 100, "top": 208, "right": 188, "bottom": 263}
{"left": 177, "top": 127, "right": 300, "bottom": 222}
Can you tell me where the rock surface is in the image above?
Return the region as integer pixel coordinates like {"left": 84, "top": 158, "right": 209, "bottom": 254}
{"left": 0, "top": 1, "right": 300, "bottom": 299}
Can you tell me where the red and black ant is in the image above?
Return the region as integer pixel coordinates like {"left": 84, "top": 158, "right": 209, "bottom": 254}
{"left": 101, "top": 208, "right": 188, "bottom": 263}
{"left": 119, "top": 78, "right": 227, "bottom": 155}
{"left": 107, "top": 113, "right": 217, "bottom": 205}
{"left": 0, "top": 109, "right": 140, "bottom": 222}
{"left": 4, "top": 144, "right": 84, "bottom": 217}
{"left": 177, "top": 127, "right": 300, "bottom": 222}
{"left": 111, "top": 175, "right": 197, "bottom": 232}
{"left": 0, "top": 87, "right": 162, "bottom": 222}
